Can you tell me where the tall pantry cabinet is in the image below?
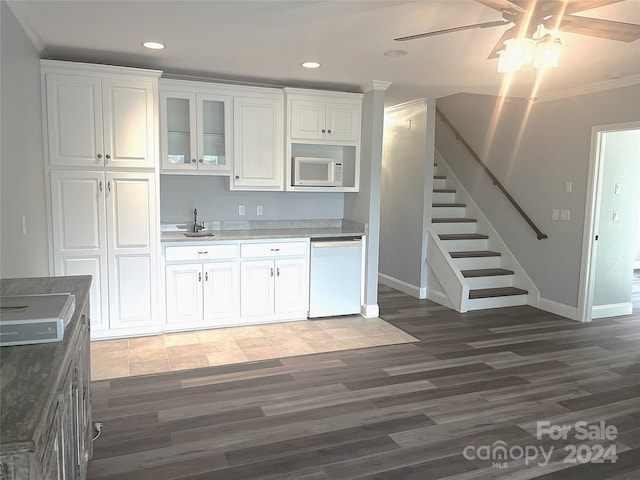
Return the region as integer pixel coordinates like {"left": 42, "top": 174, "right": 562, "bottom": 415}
{"left": 42, "top": 60, "right": 161, "bottom": 338}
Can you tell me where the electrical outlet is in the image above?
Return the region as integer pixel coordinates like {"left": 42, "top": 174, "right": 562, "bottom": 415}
{"left": 614, "top": 183, "right": 622, "bottom": 195}
{"left": 257, "top": 205, "right": 263, "bottom": 216}
{"left": 238, "top": 205, "right": 245, "bottom": 216}
{"left": 613, "top": 210, "right": 619, "bottom": 222}
{"left": 565, "top": 181, "right": 573, "bottom": 193}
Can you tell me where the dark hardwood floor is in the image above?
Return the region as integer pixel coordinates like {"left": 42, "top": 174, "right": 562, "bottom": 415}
{"left": 88, "top": 283, "right": 640, "bottom": 479}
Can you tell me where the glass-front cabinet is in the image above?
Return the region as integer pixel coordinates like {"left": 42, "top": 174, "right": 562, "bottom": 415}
{"left": 160, "top": 86, "right": 232, "bottom": 174}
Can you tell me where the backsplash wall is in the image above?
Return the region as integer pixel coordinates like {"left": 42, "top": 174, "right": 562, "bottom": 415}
{"left": 160, "top": 175, "right": 345, "bottom": 223}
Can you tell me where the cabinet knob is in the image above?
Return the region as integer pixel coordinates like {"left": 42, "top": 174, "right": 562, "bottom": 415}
{"left": 97, "top": 154, "right": 102, "bottom": 160}
{"left": 321, "top": 129, "right": 326, "bottom": 134}
{"left": 199, "top": 158, "right": 203, "bottom": 163}
{"left": 191, "top": 158, "right": 197, "bottom": 163}
{"left": 327, "top": 129, "right": 332, "bottom": 134}
{"left": 235, "top": 175, "right": 240, "bottom": 179}
{"left": 105, "top": 154, "right": 111, "bottom": 160}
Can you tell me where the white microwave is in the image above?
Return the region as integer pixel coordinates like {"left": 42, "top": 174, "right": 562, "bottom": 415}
{"left": 294, "top": 157, "right": 343, "bottom": 187}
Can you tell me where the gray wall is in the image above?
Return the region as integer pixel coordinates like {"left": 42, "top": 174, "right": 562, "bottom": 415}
{"left": 379, "top": 100, "right": 432, "bottom": 291}
{"left": 593, "top": 128, "right": 640, "bottom": 306}
{"left": 160, "top": 175, "right": 344, "bottom": 223}
{"left": 0, "top": 1, "right": 49, "bottom": 278}
{"left": 344, "top": 86, "right": 386, "bottom": 311}
{"left": 436, "top": 86, "right": 640, "bottom": 308}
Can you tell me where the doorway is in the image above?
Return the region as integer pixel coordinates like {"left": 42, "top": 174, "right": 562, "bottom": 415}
{"left": 578, "top": 122, "right": 640, "bottom": 322}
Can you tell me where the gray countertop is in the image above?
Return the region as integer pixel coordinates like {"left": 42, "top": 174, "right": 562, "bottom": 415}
{"left": 161, "top": 219, "right": 366, "bottom": 243}
{"left": 0, "top": 276, "right": 91, "bottom": 452}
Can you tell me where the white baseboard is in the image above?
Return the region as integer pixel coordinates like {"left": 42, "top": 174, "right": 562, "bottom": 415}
{"left": 361, "top": 303, "right": 380, "bottom": 318}
{"left": 538, "top": 297, "right": 578, "bottom": 321}
{"left": 426, "top": 288, "right": 454, "bottom": 309}
{"left": 592, "top": 302, "right": 633, "bottom": 319}
{"left": 378, "top": 273, "right": 426, "bottom": 299}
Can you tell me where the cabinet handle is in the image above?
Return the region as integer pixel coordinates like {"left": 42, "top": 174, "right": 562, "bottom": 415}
{"left": 276, "top": 267, "right": 280, "bottom": 277}
{"left": 205, "top": 272, "right": 208, "bottom": 281}
{"left": 197, "top": 251, "right": 208, "bottom": 255}
{"left": 198, "top": 272, "right": 202, "bottom": 282}
{"left": 107, "top": 181, "right": 111, "bottom": 193}
{"left": 270, "top": 248, "right": 280, "bottom": 252}
{"left": 191, "top": 158, "right": 197, "bottom": 163}
{"left": 198, "top": 158, "right": 203, "bottom": 163}
{"left": 98, "top": 181, "right": 103, "bottom": 193}
{"left": 270, "top": 267, "right": 274, "bottom": 277}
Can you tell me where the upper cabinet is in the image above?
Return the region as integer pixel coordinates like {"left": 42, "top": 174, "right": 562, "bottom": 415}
{"left": 159, "top": 80, "right": 232, "bottom": 174}
{"left": 231, "top": 92, "right": 284, "bottom": 191}
{"left": 290, "top": 98, "right": 361, "bottom": 142}
{"left": 284, "top": 88, "right": 363, "bottom": 192}
{"left": 42, "top": 61, "right": 160, "bottom": 169}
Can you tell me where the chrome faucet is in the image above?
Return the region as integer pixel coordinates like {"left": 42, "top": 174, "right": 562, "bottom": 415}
{"left": 193, "top": 208, "right": 204, "bottom": 232}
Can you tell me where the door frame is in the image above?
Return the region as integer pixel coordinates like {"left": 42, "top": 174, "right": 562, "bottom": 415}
{"left": 577, "top": 121, "right": 640, "bottom": 322}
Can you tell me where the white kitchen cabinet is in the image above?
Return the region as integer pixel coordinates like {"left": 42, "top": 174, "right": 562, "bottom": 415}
{"left": 159, "top": 88, "right": 232, "bottom": 174}
{"left": 43, "top": 61, "right": 159, "bottom": 169}
{"left": 50, "top": 170, "right": 158, "bottom": 333}
{"left": 164, "top": 244, "right": 240, "bottom": 326}
{"left": 240, "top": 240, "right": 309, "bottom": 319}
{"left": 232, "top": 94, "right": 284, "bottom": 190}
{"left": 287, "top": 90, "right": 362, "bottom": 142}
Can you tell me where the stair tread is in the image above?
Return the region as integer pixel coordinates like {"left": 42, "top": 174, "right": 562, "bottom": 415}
{"left": 450, "top": 251, "right": 502, "bottom": 258}
{"left": 439, "top": 233, "right": 489, "bottom": 240}
{"left": 462, "top": 268, "right": 514, "bottom": 278}
{"left": 469, "top": 287, "right": 528, "bottom": 299}
{"left": 433, "top": 203, "right": 466, "bottom": 207}
{"left": 433, "top": 189, "right": 456, "bottom": 193}
{"left": 432, "top": 217, "right": 477, "bottom": 223}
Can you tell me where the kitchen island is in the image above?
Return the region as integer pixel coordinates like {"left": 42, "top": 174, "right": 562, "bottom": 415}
{"left": 0, "top": 276, "right": 92, "bottom": 480}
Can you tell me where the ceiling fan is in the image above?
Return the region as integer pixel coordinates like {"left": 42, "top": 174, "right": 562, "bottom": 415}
{"left": 395, "top": 0, "right": 640, "bottom": 60}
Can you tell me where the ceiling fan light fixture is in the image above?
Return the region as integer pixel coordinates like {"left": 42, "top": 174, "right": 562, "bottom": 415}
{"left": 533, "top": 35, "right": 562, "bottom": 70}
{"left": 497, "top": 37, "right": 533, "bottom": 73}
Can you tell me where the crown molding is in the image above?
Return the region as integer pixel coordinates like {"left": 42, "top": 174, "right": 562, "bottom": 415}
{"left": 361, "top": 80, "right": 392, "bottom": 93}
{"left": 532, "top": 75, "right": 640, "bottom": 103}
{"left": 384, "top": 98, "right": 428, "bottom": 114}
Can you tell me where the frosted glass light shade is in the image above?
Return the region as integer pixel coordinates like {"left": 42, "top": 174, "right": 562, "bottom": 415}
{"left": 497, "top": 37, "right": 534, "bottom": 73}
{"left": 533, "top": 37, "right": 561, "bottom": 69}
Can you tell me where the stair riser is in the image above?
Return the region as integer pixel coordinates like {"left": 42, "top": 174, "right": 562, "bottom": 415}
{"left": 452, "top": 256, "right": 501, "bottom": 270}
{"left": 433, "top": 178, "right": 447, "bottom": 189}
{"left": 430, "top": 222, "right": 477, "bottom": 234}
{"left": 466, "top": 294, "right": 528, "bottom": 311}
{"left": 465, "top": 275, "right": 514, "bottom": 289}
{"left": 433, "top": 192, "right": 456, "bottom": 203}
{"left": 432, "top": 206, "right": 466, "bottom": 218}
{"left": 441, "top": 238, "right": 488, "bottom": 251}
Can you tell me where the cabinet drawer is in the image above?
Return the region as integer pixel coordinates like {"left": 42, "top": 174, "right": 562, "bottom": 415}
{"left": 166, "top": 244, "right": 238, "bottom": 262}
{"left": 240, "top": 241, "right": 308, "bottom": 258}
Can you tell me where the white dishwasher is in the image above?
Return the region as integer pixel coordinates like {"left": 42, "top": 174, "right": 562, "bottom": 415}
{"left": 309, "top": 237, "right": 362, "bottom": 318}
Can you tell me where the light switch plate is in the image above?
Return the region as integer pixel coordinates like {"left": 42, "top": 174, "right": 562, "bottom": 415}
{"left": 238, "top": 205, "right": 245, "bottom": 216}
{"left": 614, "top": 183, "right": 622, "bottom": 195}
{"left": 560, "top": 209, "right": 570, "bottom": 221}
{"left": 552, "top": 209, "right": 560, "bottom": 220}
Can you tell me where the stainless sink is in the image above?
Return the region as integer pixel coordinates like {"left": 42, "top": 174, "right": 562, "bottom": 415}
{"left": 183, "top": 232, "right": 216, "bottom": 237}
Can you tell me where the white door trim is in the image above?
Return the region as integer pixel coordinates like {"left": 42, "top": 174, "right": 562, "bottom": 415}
{"left": 577, "top": 121, "right": 640, "bottom": 323}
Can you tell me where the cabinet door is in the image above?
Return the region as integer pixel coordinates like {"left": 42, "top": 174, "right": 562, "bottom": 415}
{"left": 197, "top": 94, "right": 232, "bottom": 172}
{"left": 233, "top": 96, "right": 283, "bottom": 189}
{"left": 290, "top": 99, "right": 325, "bottom": 140}
{"left": 45, "top": 73, "right": 104, "bottom": 167}
{"left": 274, "top": 257, "right": 309, "bottom": 314}
{"left": 203, "top": 261, "right": 240, "bottom": 321}
{"left": 102, "top": 78, "right": 156, "bottom": 168}
{"left": 166, "top": 264, "right": 204, "bottom": 324}
{"left": 240, "top": 260, "right": 274, "bottom": 316}
{"left": 105, "top": 172, "right": 157, "bottom": 328}
{"left": 326, "top": 102, "right": 361, "bottom": 142}
{"left": 160, "top": 91, "right": 197, "bottom": 170}
{"left": 50, "top": 171, "right": 109, "bottom": 332}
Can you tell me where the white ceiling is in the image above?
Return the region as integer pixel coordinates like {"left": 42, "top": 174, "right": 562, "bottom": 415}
{"left": 7, "top": 0, "right": 640, "bottom": 105}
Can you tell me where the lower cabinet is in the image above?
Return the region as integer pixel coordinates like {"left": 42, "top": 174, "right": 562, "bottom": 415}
{"left": 164, "top": 239, "right": 309, "bottom": 327}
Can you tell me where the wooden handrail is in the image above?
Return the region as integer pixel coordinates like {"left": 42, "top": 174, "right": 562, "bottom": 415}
{"left": 436, "top": 107, "right": 548, "bottom": 240}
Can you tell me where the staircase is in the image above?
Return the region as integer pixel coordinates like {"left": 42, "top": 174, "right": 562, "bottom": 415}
{"left": 428, "top": 163, "right": 530, "bottom": 312}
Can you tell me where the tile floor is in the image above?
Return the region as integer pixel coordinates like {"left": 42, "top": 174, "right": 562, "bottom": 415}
{"left": 90, "top": 316, "right": 418, "bottom": 380}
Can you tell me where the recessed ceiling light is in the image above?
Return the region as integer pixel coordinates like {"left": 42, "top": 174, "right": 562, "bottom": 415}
{"left": 142, "top": 41, "right": 165, "bottom": 50}
{"left": 384, "top": 49, "right": 408, "bottom": 57}
{"left": 301, "top": 61, "right": 321, "bottom": 69}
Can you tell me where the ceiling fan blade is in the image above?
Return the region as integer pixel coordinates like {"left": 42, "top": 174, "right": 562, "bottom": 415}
{"left": 474, "top": 0, "right": 526, "bottom": 14}
{"left": 563, "top": 0, "right": 626, "bottom": 15}
{"left": 547, "top": 15, "right": 640, "bottom": 42}
{"left": 487, "top": 26, "right": 518, "bottom": 59}
{"left": 394, "top": 20, "right": 509, "bottom": 41}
